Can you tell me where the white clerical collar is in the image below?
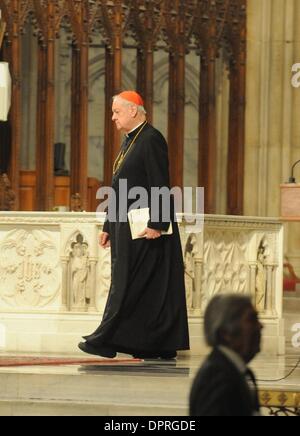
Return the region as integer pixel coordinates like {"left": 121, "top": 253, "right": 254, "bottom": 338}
{"left": 126, "top": 122, "right": 145, "bottom": 137}
{"left": 218, "top": 346, "right": 248, "bottom": 374}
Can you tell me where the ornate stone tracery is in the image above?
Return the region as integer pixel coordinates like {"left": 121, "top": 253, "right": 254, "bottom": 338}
{"left": 181, "top": 218, "right": 282, "bottom": 318}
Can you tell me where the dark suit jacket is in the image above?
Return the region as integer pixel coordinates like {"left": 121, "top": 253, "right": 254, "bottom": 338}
{"left": 190, "top": 349, "right": 260, "bottom": 416}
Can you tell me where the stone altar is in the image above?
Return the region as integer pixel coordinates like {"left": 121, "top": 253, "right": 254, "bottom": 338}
{"left": 0, "top": 212, "right": 284, "bottom": 355}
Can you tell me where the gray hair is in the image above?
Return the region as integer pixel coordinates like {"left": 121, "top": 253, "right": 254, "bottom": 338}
{"left": 204, "top": 294, "right": 253, "bottom": 347}
{"left": 113, "top": 95, "right": 147, "bottom": 114}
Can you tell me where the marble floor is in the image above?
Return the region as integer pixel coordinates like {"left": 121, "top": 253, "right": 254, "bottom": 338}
{"left": 0, "top": 352, "right": 299, "bottom": 416}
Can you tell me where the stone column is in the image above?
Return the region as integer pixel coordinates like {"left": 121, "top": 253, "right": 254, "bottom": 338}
{"left": 271, "top": 264, "right": 278, "bottom": 316}
{"left": 266, "top": 264, "right": 274, "bottom": 315}
{"left": 245, "top": 0, "right": 272, "bottom": 217}
{"left": 60, "top": 257, "right": 69, "bottom": 312}
{"left": 245, "top": 0, "right": 300, "bottom": 273}
{"left": 88, "top": 258, "right": 97, "bottom": 313}
{"left": 287, "top": 0, "right": 300, "bottom": 274}
{"left": 249, "top": 263, "right": 257, "bottom": 304}
{"left": 245, "top": 0, "right": 293, "bottom": 216}
{"left": 193, "top": 258, "right": 203, "bottom": 314}
{"left": 215, "top": 59, "right": 230, "bottom": 215}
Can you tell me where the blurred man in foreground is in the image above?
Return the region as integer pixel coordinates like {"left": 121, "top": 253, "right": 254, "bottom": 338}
{"left": 190, "top": 294, "right": 263, "bottom": 416}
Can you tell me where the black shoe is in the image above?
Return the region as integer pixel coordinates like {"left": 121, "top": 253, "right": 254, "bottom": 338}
{"left": 159, "top": 352, "right": 177, "bottom": 360}
{"left": 78, "top": 342, "right": 116, "bottom": 358}
{"left": 132, "top": 352, "right": 159, "bottom": 359}
{"left": 133, "top": 351, "right": 177, "bottom": 360}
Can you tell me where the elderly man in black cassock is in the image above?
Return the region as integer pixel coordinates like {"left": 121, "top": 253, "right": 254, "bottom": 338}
{"left": 79, "top": 91, "right": 190, "bottom": 359}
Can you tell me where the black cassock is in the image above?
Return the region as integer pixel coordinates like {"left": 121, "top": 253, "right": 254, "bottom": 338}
{"left": 85, "top": 123, "right": 190, "bottom": 355}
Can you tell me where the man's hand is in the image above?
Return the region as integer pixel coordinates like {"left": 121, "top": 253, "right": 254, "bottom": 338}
{"left": 138, "top": 228, "right": 162, "bottom": 240}
{"left": 99, "top": 232, "right": 111, "bottom": 248}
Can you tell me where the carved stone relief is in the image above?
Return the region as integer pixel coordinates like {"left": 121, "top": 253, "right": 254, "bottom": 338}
{"left": 0, "top": 214, "right": 283, "bottom": 320}
{"left": 201, "top": 230, "right": 249, "bottom": 308}
{"left": 0, "top": 229, "right": 60, "bottom": 307}
{"left": 96, "top": 244, "right": 111, "bottom": 312}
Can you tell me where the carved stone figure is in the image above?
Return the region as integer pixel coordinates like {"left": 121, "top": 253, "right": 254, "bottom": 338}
{"left": 184, "top": 234, "right": 197, "bottom": 309}
{"left": 255, "top": 242, "right": 267, "bottom": 312}
{"left": 70, "top": 235, "right": 90, "bottom": 309}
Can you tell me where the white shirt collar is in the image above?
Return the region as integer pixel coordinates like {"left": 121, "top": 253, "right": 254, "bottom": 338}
{"left": 218, "top": 346, "right": 247, "bottom": 374}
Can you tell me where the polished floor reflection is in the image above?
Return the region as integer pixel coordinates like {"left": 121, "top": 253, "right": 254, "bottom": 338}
{"left": 0, "top": 353, "right": 299, "bottom": 416}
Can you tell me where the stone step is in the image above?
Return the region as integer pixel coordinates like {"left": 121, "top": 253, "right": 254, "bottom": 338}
{"left": 0, "top": 363, "right": 191, "bottom": 416}
{"left": 1, "top": 356, "right": 299, "bottom": 416}
{"left": 0, "top": 399, "right": 186, "bottom": 417}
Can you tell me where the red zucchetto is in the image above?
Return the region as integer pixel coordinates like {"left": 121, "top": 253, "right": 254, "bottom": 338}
{"left": 117, "top": 91, "right": 144, "bottom": 107}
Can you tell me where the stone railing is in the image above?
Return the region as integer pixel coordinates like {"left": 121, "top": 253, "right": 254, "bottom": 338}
{"left": 0, "top": 212, "right": 284, "bottom": 355}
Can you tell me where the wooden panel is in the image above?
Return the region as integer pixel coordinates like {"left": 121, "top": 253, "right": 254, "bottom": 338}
{"left": 281, "top": 184, "right": 300, "bottom": 220}
{"left": 133, "top": 1, "right": 163, "bottom": 124}
{"left": 194, "top": 1, "right": 217, "bottom": 214}
{"left": 199, "top": 56, "right": 217, "bottom": 214}
{"left": 54, "top": 177, "right": 70, "bottom": 209}
{"left": 20, "top": 171, "right": 101, "bottom": 212}
{"left": 70, "top": 45, "right": 89, "bottom": 211}
{"left": 103, "top": 48, "right": 122, "bottom": 187}
{"left": 36, "top": 42, "right": 55, "bottom": 211}
{"left": 137, "top": 47, "right": 154, "bottom": 123}
{"left": 226, "top": 0, "right": 247, "bottom": 216}
{"left": 1, "top": 1, "right": 247, "bottom": 216}
{"left": 102, "top": 1, "right": 123, "bottom": 186}
{"left": 3, "top": 0, "right": 22, "bottom": 210}
{"left": 19, "top": 171, "right": 36, "bottom": 211}
{"left": 88, "top": 178, "right": 101, "bottom": 213}
{"left": 163, "top": 1, "right": 195, "bottom": 189}
{"left": 69, "top": 1, "right": 89, "bottom": 211}
{"left": 168, "top": 52, "right": 185, "bottom": 188}
{"left": 227, "top": 62, "right": 246, "bottom": 215}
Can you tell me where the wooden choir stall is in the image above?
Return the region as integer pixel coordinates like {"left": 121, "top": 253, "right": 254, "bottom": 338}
{"left": 0, "top": 0, "right": 246, "bottom": 214}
